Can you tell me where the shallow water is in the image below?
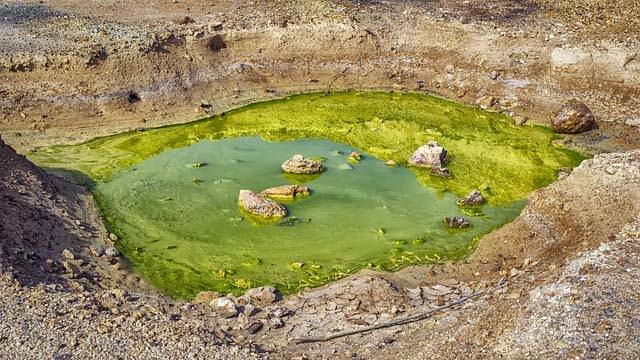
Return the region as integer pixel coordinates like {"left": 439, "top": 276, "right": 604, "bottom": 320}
{"left": 98, "top": 137, "right": 523, "bottom": 298}
{"left": 30, "top": 91, "right": 586, "bottom": 299}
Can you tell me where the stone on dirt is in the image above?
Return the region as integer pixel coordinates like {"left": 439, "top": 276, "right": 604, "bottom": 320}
{"left": 444, "top": 216, "right": 471, "bottom": 229}
{"left": 260, "top": 185, "right": 310, "bottom": 200}
{"left": 281, "top": 154, "right": 324, "bottom": 174}
{"left": 214, "top": 297, "right": 239, "bottom": 318}
{"left": 551, "top": 99, "right": 598, "bottom": 134}
{"left": 194, "top": 291, "right": 221, "bottom": 303}
{"left": 457, "top": 189, "right": 485, "bottom": 206}
{"left": 245, "top": 286, "right": 280, "bottom": 306}
{"left": 238, "top": 190, "right": 287, "bottom": 218}
{"left": 206, "top": 34, "right": 227, "bottom": 52}
{"left": 104, "top": 246, "right": 120, "bottom": 257}
{"left": 476, "top": 95, "right": 499, "bottom": 110}
{"left": 246, "top": 321, "right": 263, "bottom": 334}
{"left": 62, "top": 248, "right": 75, "bottom": 260}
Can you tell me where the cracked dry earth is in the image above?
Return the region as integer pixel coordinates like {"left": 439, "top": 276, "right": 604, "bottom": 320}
{"left": 1, "top": 0, "right": 640, "bottom": 359}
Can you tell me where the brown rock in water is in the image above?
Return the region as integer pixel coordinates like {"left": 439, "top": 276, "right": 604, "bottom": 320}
{"left": 551, "top": 99, "right": 598, "bottom": 134}
{"left": 457, "top": 189, "right": 485, "bottom": 206}
{"left": 238, "top": 190, "right": 287, "bottom": 218}
{"left": 281, "top": 154, "right": 324, "bottom": 174}
{"left": 444, "top": 216, "right": 471, "bottom": 229}
{"left": 260, "top": 185, "right": 310, "bottom": 200}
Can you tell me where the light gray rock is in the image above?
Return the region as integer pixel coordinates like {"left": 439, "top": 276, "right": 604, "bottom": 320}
{"left": 214, "top": 297, "right": 239, "bottom": 318}
{"left": 238, "top": 190, "right": 287, "bottom": 218}
{"left": 104, "top": 246, "right": 120, "bottom": 257}
{"left": 408, "top": 141, "right": 447, "bottom": 168}
{"left": 281, "top": 154, "right": 324, "bottom": 174}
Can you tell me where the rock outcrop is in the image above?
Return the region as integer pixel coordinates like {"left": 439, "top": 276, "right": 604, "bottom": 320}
{"left": 238, "top": 190, "right": 287, "bottom": 218}
{"left": 260, "top": 185, "right": 310, "bottom": 200}
{"left": 281, "top": 154, "right": 324, "bottom": 174}
{"left": 551, "top": 99, "right": 598, "bottom": 134}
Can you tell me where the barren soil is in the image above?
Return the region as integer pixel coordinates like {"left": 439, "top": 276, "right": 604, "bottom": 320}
{"left": 1, "top": 0, "right": 639, "bottom": 359}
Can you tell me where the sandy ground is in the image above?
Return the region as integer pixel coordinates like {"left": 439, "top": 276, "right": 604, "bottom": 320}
{"left": 1, "top": 0, "right": 640, "bottom": 358}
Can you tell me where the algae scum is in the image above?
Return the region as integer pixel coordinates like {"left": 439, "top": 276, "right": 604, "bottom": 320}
{"left": 31, "top": 92, "right": 585, "bottom": 299}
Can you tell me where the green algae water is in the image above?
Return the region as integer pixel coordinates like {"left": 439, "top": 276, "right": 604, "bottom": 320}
{"left": 98, "top": 137, "right": 523, "bottom": 298}
{"left": 30, "top": 91, "right": 586, "bottom": 298}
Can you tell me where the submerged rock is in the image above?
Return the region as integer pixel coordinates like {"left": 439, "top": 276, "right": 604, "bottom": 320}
{"left": 409, "top": 141, "right": 449, "bottom": 178}
{"left": 457, "top": 189, "right": 485, "bottom": 206}
{"left": 238, "top": 190, "right": 287, "bottom": 218}
{"left": 261, "top": 185, "right": 310, "bottom": 200}
{"left": 444, "top": 216, "right": 471, "bottom": 229}
{"left": 337, "top": 163, "right": 354, "bottom": 170}
{"left": 281, "top": 154, "right": 324, "bottom": 174}
{"left": 551, "top": 99, "right": 598, "bottom": 134}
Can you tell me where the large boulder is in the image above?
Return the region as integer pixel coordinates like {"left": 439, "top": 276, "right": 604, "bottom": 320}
{"left": 260, "top": 185, "right": 310, "bottom": 200}
{"left": 238, "top": 190, "right": 287, "bottom": 218}
{"left": 551, "top": 100, "right": 598, "bottom": 134}
{"left": 409, "top": 141, "right": 447, "bottom": 168}
{"left": 409, "top": 141, "right": 447, "bottom": 167}
{"left": 281, "top": 154, "right": 324, "bottom": 174}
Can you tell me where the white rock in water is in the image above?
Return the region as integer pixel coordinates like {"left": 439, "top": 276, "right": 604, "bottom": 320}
{"left": 281, "top": 154, "right": 324, "bottom": 174}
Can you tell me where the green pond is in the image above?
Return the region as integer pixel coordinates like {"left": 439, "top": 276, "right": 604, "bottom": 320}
{"left": 30, "top": 91, "right": 586, "bottom": 299}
